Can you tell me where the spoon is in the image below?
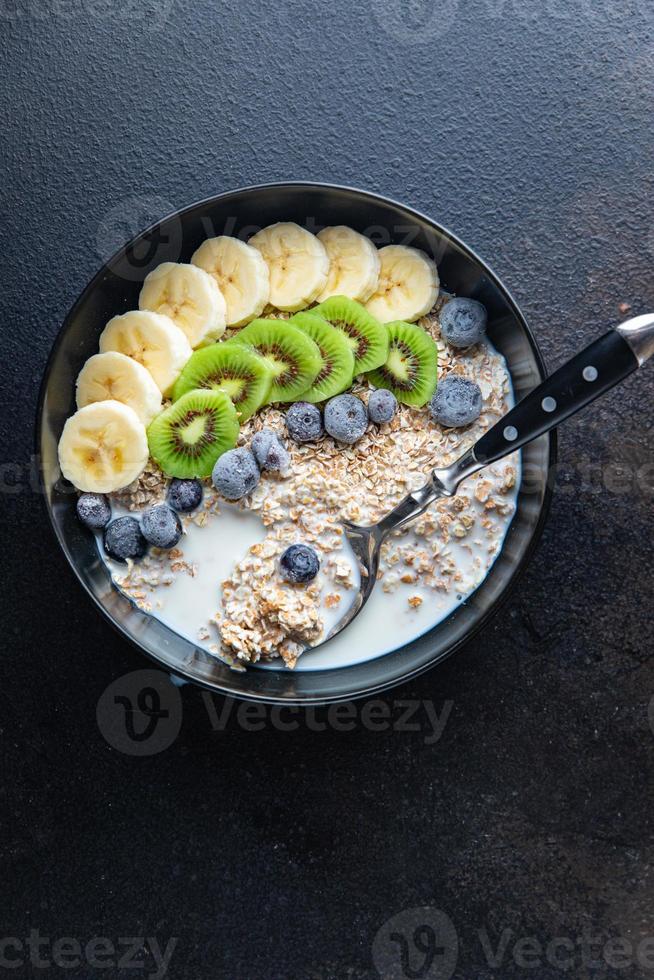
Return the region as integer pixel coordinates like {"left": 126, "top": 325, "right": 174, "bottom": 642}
{"left": 305, "top": 314, "right": 654, "bottom": 652}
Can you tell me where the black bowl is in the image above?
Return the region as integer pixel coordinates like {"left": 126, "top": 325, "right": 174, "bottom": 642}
{"left": 37, "top": 182, "right": 555, "bottom": 704}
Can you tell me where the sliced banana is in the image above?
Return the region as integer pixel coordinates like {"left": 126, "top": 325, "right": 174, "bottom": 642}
{"left": 190, "top": 237, "right": 270, "bottom": 327}
{"left": 58, "top": 400, "right": 148, "bottom": 493}
{"left": 316, "top": 226, "right": 381, "bottom": 303}
{"left": 99, "top": 310, "right": 192, "bottom": 396}
{"left": 75, "top": 351, "right": 163, "bottom": 426}
{"left": 365, "top": 245, "right": 440, "bottom": 323}
{"left": 248, "top": 222, "right": 329, "bottom": 312}
{"left": 139, "top": 262, "right": 227, "bottom": 348}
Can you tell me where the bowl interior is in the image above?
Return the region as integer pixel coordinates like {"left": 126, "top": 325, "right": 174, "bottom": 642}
{"left": 38, "top": 183, "right": 553, "bottom": 703}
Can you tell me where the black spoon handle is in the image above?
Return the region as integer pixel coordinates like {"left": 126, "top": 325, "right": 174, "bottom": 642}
{"left": 472, "top": 317, "right": 653, "bottom": 466}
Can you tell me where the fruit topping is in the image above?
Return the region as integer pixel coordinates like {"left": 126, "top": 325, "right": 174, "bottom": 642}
{"left": 99, "top": 310, "right": 192, "bottom": 397}
{"left": 167, "top": 478, "right": 204, "bottom": 513}
{"left": 248, "top": 222, "right": 329, "bottom": 312}
{"left": 231, "top": 319, "right": 322, "bottom": 403}
{"left": 251, "top": 429, "right": 290, "bottom": 473}
{"left": 312, "top": 296, "right": 388, "bottom": 375}
{"left": 76, "top": 493, "right": 112, "bottom": 530}
{"left": 139, "top": 262, "right": 227, "bottom": 348}
{"left": 75, "top": 351, "right": 163, "bottom": 426}
{"left": 141, "top": 504, "right": 183, "bottom": 549}
{"left": 429, "top": 375, "right": 483, "bottom": 427}
{"left": 58, "top": 400, "right": 149, "bottom": 494}
{"left": 439, "top": 297, "right": 487, "bottom": 348}
{"left": 285, "top": 402, "right": 324, "bottom": 443}
{"left": 147, "top": 389, "right": 239, "bottom": 479}
{"left": 212, "top": 447, "right": 260, "bottom": 500}
{"left": 172, "top": 343, "right": 272, "bottom": 421}
{"left": 190, "top": 236, "right": 270, "bottom": 327}
{"left": 324, "top": 393, "right": 368, "bottom": 444}
{"left": 103, "top": 516, "right": 148, "bottom": 563}
{"left": 368, "top": 388, "right": 398, "bottom": 424}
{"left": 290, "top": 311, "right": 355, "bottom": 403}
{"left": 316, "top": 226, "right": 380, "bottom": 303}
{"left": 365, "top": 244, "right": 439, "bottom": 323}
{"left": 279, "top": 544, "right": 320, "bottom": 584}
{"left": 367, "top": 320, "right": 438, "bottom": 407}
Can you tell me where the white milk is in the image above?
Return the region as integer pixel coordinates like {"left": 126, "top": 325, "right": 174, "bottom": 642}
{"left": 101, "top": 471, "right": 518, "bottom": 673}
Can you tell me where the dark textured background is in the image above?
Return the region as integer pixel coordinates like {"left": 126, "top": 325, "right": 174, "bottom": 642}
{"left": 2, "top": 1, "right": 653, "bottom": 978}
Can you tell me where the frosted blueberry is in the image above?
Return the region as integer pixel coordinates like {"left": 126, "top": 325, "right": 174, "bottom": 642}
{"left": 324, "top": 394, "right": 368, "bottom": 444}
{"left": 141, "top": 504, "right": 182, "bottom": 549}
{"left": 103, "top": 516, "right": 147, "bottom": 562}
{"left": 440, "top": 297, "right": 487, "bottom": 348}
{"left": 285, "top": 402, "right": 323, "bottom": 443}
{"left": 368, "top": 389, "right": 398, "bottom": 424}
{"left": 430, "top": 376, "right": 483, "bottom": 428}
{"left": 212, "top": 448, "right": 260, "bottom": 500}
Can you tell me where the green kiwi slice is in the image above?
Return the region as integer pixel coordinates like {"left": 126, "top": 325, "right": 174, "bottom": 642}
{"left": 289, "top": 312, "right": 355, "bottom": 403}
{"left": 147, "top": 389, "right": 239, "bottom": 478}
{"left": 230, "top": 318, "right": 322, "bottom": 403}
{"left": 172, "top": 343, "right": 272, "bottom": 421}
{"left": 367, "top": 320, "right": 438, "bottom": 407}
{"left": 312, "top": 295, "right": 389, "bottom": 374}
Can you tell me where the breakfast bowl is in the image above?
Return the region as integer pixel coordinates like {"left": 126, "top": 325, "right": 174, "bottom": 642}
{"left": 37, "top": 182, "right": 555, "bottom": 704}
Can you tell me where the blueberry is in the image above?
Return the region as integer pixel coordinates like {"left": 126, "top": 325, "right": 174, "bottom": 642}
{"left": 430, "top": 376, "right": 483, "bottom": 428}
{"left": 76, "top": 493, "right": 111, "bottom": 530}
{"left": 251, "top": 429, "right": 290, "bottom": 472}
{"left": 279, "top": 544, "right": 320, "bottom": 584}
{"left": 212, "top": 448, "right": 260, "bottom": 500}
{"left": 141, "top": 504, "right": 182, "bottom": 549}
{"left": 440, "top": 297, "right": 488, "bottom": 348}
{"left": 103, "top": 516, "right": 147, "bottom": 562}
{"left": 167, "top": 478, "right": 203, "bottom": 512}
{"left": 368, "top": 389, "right": 398, "bottom": 424}
{"left": 285, "top": 402, "right": 323, "bottom": 443}
{"left": 324, "top": 394, "right": 368, "bottom": 444}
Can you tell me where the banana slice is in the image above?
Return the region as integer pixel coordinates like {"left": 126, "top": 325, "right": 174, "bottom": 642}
{"left": 99, "top": 310, "right": 192, "bottom": 396}
{"left": 190, "top": 237, "right": 269, "bottom": 327}
{"left": 248, "top": 222, "right": 329, "bottom": 312}
{"left": 139, "top": 262, "right": 227, "bottom": 348}
{"left": 58, "top": 400, "right": 148, "bottom": 493}
{"left": 316, "top": 226, "right": 381, "bottom": 303}
{"left": 76, "top": 351, "right": 163, "bottom": 425}
{"left": 365, "top": 245, "right": 440, "bottom": 323}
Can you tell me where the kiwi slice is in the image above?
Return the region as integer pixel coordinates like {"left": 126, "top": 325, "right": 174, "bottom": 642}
{"left": 290, "top": 312, "right": 355, "bottom": 403}
{"left": 312, "top": 295, "right": 389, "bottom": 374}
{"left": 172, "top": 343, "right": 272, "bottom": 421}
{"left": 230, "top": 318, "right": 322, "bottom": 403}
{"left": 148, "top": 389, "right": 239, "bottom": 478}
{"left": 367, "top": 320, "right": 438, "bottom": 407}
